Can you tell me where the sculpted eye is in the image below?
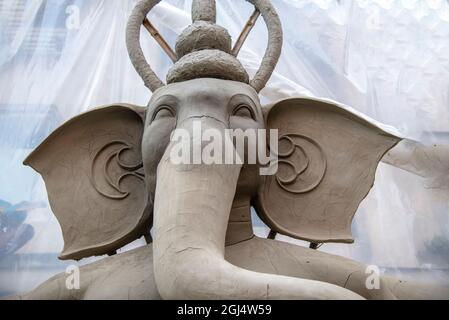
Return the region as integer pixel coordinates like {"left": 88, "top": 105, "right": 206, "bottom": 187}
{"left": 153, "top": 106, "right": 175, "bottom": 120}
{"left": 233, "top": 105, "right": 254, "bottom": 119}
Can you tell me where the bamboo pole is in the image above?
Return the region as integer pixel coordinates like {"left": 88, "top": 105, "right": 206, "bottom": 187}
{"left": 143, "top": 18, "right": 178, "bottom": 62}
{"left": 231, "top": 9, "right": 260, "bottom": 56}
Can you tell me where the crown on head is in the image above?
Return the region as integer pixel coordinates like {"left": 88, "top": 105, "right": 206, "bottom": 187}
{"left": 126, "top": 0, "right": 283, "bottom": 93}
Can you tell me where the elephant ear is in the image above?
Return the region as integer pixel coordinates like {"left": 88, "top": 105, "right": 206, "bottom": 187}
{"left": 24, "top": 104, "right": 151, "bottom": 260}
{"left": 255, "top": 98, "right": 401, "bottom": 244}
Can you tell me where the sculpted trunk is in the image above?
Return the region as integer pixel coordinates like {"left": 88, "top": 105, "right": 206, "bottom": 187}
{"left": 15, "top": 0, "right": 449, "bottom": 301}
{"left": 152, "top": 118, "right": 364, "bottom": 300}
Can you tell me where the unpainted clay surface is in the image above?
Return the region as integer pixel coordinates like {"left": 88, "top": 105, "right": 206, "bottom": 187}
{"left": 256, "top": 98, "right": 401, "bottom": 243}
{"left": 14, "top": 0, "right": 447, "bottom": 300}
{"left": 126, "top": 0, "right": 283, "bottom": 92}
{"left": 24, "top": 105, "right": 151, "bottom": 260}
{"left": 13, "top": 238, "right": 449, "bottom": 300}
{"left": 175, "top": 21, "right": 232, "bottom": 58}
{"left": 19, "top": 78, "right": 407, "bottom": 300}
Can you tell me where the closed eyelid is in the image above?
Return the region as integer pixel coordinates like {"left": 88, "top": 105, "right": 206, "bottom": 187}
{"left": 233, "top": 105, "right": 255, "bottom": 120}
{"left": 229, "top": 94, "right": 257, "bottom": 107}
{"left": 153, "top": 94, "right": 179, "bottom": 107}
{"left": 148, "top": 95, "right": 179, "bottom": 121}
{"left": 228, "top": 94, "right": 259, "bottom": 118}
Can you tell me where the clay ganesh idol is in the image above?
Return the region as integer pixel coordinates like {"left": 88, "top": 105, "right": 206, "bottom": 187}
{"left": 12, "top": 0, "right": 449, "bottom": 300}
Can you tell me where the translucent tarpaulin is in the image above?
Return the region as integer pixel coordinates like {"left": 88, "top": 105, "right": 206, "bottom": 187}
{"left": 0, "top": 0, "right": 448, "bottom": 297}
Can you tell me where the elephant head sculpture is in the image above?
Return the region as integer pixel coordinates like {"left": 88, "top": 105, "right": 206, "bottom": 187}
{"left": 23, "top": 0, "right": 403, "bottom": 299}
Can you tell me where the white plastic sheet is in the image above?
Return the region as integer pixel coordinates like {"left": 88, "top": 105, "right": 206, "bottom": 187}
{"left": 0, "top": 0, "right": 448, "bottom": 296}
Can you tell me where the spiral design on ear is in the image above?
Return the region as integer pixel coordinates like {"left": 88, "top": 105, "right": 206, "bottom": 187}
{"left": 126, "top": 0, "right": 283, "bottom": 92}
{"left": 275, "top": 134, "right": 327, "bottom": 194}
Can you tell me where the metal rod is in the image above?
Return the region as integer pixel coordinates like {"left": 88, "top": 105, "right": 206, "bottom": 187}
{"left": 267, "top": 229, "right": 277, "bottom": 240}
{"left": 144, "top": 232, "right": 153, "bottom": 244}
{"left": 107, "top": 250, "right": 117, "bottom": 256}
{"left": 309, "top": 242, "right": 323, "bottom": 250}
{"left": 143, "top": 18, "right": 178, "bottom": 62}
{"left": 231, "top": 9, "right": 260, "bottom": 57}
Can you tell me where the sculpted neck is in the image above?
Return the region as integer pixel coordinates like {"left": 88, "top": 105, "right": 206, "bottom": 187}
{"left": 225, "top": 196, "right": 254, "bottom": 246}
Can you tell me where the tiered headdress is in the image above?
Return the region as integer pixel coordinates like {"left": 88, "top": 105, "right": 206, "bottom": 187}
{"left": 126, "top": 0, "right": 283, "bottom": 92}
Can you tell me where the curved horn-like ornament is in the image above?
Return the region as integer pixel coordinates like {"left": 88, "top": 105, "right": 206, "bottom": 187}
{"left": 126, "top": 0, "right": 165, "bottom": 91}
{"left": 246, "top": 0, "right": 283, "bottom": 92}
{"left": 126, "top": 0, "right": 283, "bottom": 93}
